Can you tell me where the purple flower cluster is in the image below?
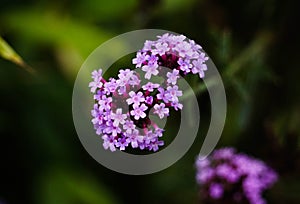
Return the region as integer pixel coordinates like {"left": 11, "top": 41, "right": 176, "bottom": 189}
{"left": 132, "top": 33, "right": 208, "bottom": 79}
{"left": 195, "top": 148, "right": 278, "bottom": 204}
{"left": 89, "top": 33, "right": 208, "bottom": 152}
{"left": 89, "top": 67, "right": 184, "bottom": 152}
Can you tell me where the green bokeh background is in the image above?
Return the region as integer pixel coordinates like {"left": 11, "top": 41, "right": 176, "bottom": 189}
{"left": 0, "top": 0, "right": 299, "bottom": 203}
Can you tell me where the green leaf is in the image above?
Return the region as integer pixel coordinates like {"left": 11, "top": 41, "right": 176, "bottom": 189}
{"left": 0, "top": 36, "right": 34, "bottom": 73}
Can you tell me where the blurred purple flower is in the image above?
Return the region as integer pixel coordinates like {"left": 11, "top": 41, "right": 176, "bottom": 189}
{"left": 209, "top": 183, "right": 224, "bottom": 199}
{"left": 195, "top": 147, "right": 278, "bottom": 204}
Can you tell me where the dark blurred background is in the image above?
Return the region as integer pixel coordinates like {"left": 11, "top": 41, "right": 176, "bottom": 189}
{"left": 0, "top": 0, "right": 300, "bottom": 203}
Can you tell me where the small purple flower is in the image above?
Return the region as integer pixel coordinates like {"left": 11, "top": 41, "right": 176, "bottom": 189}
{"left": 104, "top": 78, "right": 118, "bottom": 93}
{"left": 198, "top": 52, "right": 209, "bottom": 63}
{"left": 155, "top": 128, "right": 164, "bottom": 137}
{"left": 94, "top": 89, "right": 105, "bottom": 100}
{"left": 195, "top": 156, "right": 210, "bottom": 168}
{"left": 174, "top": 41, "right": 194, "bottom": 58}
{"left": 91, "top": 104, "right": 102, "bottom": 123}
{"left": 117, "top": 85, "right": 127, "bottom": 95}
{"left": 127, "top": 129, "right": 144, "bottom": 148}
{"left": 126, "top": 91, "right": 145, "bottom": 106}
{"left": 111, "top": 108, "right": 127, "bottom": 127}
{"left": 104, "top": 123, "right": 121, "bottom": 136}
{"left": 178, "top": 58, "right": 191, "bottom": 73}
{"left": 143, "top": 40, "right": 155, "bottom": 50}
{"left": 153, "top": 103, "right": 169, "bottom": 119}
{"left": 156, "top": 87, "right": 170, "bottom": 103}
{"left": 166, "top": 85, "right": 182, "bottom": 102}
{"left": 171, "top": 101, "right": 183, "bottom": 110}
{"left": 148, "top": 139, "right": 164, "bottom": 152}
{"left": 143, "top": 130, "right": 156, "bottom": 145}
{"left": 189, "top": 39, "right": 202, "bottom": 51}
{"left": 102, "top": 135, "right": 117, "bottom": 152}
{"left": 123, "top": 120, "right": 136, "bottom": 133}
{"left": 145, "top": 96, "right": 153, "bottom": 105}
{"left": 132, "top": 52, "right": 147, "bottom": 68}
{"left": 196, "top": 167, "right": 214, "bottom": 183}
{"left": 117, "top": 70, "right": 130, "bottom": 86}
{"left": 192, "top": 59, "right": 208, "bottom": 78}
{"left": 157, "top": 33, "right": 170, "bottom": 42}
{"left": 209, "top": 183, "right": 224, "bottom": 199}
{"left": 142, "top": 63, "right": 159, "bottom": 79}
{"left": 169, "top": 34, "right": 186, "bottom": 45}
{"left": 91, "top": 69, "right": 103, "bottom": 80}
{"left": 115, "top": 137, "right": 130, "bottom": 151}
{"left": 102, "top": 110, "right": 113, "bottom": 121}
{"left": 130, "top": 103, "right": 148, "bottom": 120}
{"left": 146, "top": 55, "right": 159, "bottom": 66}
{"left": 98, "top": 95, "right": 112, "bottom": 111}
{"left": 128, "top": 74, "right": 140, "bottom": 87}
{"left": 153, "top": 42, "right": 170, "bottom": 55}
{"left": 216, "top": 163, "right": 240, "bottom": 183}
{"left": 166, "top": 69, "right": 180, "bottom": 85}
{"left": 118, "top": 69, "right": 133, "bottom": 80}
{"left": 89, "top": 80, "right": 103, "bottom": 93}
{"left": 142, "top": 82, "right": 160, "bottom": 92}
{"left": 212, "top": 147, "right": 236, "bottom": 160}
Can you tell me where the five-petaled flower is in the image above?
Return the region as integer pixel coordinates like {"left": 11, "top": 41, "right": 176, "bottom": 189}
{"left": 130, "top": 103, "right": 148, "bottom": 120}
{"left": 126, "top": 91, "right": 145, "bottom": 106}
{"left": 153, "top": 103, "right": 169, "bottom": 119}
{"left": 111, "top": 108, "right": 127, "bottom": 127}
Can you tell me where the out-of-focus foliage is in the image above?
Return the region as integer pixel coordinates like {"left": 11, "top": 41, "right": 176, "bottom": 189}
{"left": 3, "top": 9, "right": 111, "bottom": 79}
{"left": 0, "top": 0, "right": 299, "bottom": 204}
{"left": 35, "top": 168, "right": 118, "bottom": 204}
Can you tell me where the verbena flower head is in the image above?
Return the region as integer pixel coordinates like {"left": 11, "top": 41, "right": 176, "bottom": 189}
{"left": 90, "top": 33, "right": 208, "bottom": 153}
{"left": 195, "top": 148, "right": 278, "bottom": 204}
